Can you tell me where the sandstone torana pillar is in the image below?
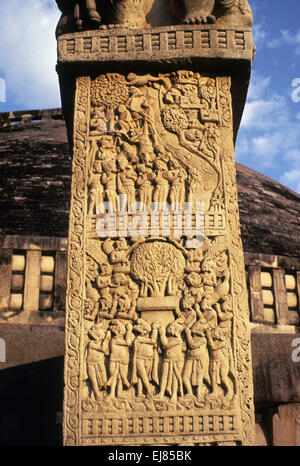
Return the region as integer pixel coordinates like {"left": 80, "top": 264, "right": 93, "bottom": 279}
{"left": 55, "top": 0, "right": 255, "bottom": 446}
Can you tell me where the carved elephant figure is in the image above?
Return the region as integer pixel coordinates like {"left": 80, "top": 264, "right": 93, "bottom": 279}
{"left": 55, "top": 0, "right": 252, "bottom": 36}
{"left": 55, "top": 0, "right": 104, "bottom": 36}
{"left": 55, "top": 0, "right": 149, "bottom": 35}
{"left": 180, "top": 0, "right": 253, "bottom": 26}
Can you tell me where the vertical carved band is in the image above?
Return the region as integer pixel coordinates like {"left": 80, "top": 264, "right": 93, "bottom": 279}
{"left": 63, "top": 76, "right": 90, "bottom": 446}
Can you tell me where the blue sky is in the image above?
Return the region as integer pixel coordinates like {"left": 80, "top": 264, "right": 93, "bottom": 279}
{"left": 0, "top": 0, "right": 299, "bottom": 194}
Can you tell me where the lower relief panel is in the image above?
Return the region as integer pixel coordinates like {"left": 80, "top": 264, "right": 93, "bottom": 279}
{"left": 64, "top": 71, "right": 254, "bottom": 446}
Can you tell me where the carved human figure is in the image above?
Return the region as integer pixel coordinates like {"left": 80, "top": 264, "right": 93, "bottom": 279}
{"left": 154, "top": 144, "right": 171, "bottom": 164}
{"left": 105, "top": 272, "right": 137, "bottom": 322}
{"left": 167, "top": 159, "right": 187, "bottom": 210}
{"left": 97, "top": 135, "right": 117, "bottom": 162}
{"left": 139, "top": 99, "right": 159, "bottom": 146}
{"left": 131, "top": 320, "right": 159, "bottom": 398}
{"left": 201, "top": 259, "right": 217, "bottom": 293}
{"left": 115, "top": 104, "right": 135, "bottom": 134}
{"left": 187, "top": 167, "right": 202, "bottom": 208}
{"left": 87, "top": 160, "right": 104, "bottom": 215}
{"left": 186, "top": 247, "right": 204, "bottom": 271}
{"left": 139, "top": 145, "right": 155, "bottom": 168}
{"left": 106, "top": 238, "right": 130, "bottom": 268}
{"left": 180, "top": 293, "right": 197, "bottom": 329}
{"left": 199, "top": 78, "right": 217, "bottom": 113}
{"left": 116, "top": 294, "right": 134, "bottom": 321}
{"left": 136, "top": 163, "right": 153, "bottom": 211}
{"left": 198, "top": 124, "right": 219, "bottom": 160}
{"left": 183, "top": 321, "right": 210, "bottom": 400}
{"left": 86, "top": 324, "right": 110, "bottom": 402}
{"left": 106, "top": 320, "right": 134, "bottom": 399}
{"left": 101, "top": 159, "right": 119, "bottom": 212}
{"left": 127, "top": 87, "right": 147, "bottom": 126}
{"left": 84, "top": 296, "right": 99, "bottom": 321}
{"left": 200, "top": 293, "right": 218, "bottom": 329}
{"left": 117, "top": 155, "right": 137, "bottom": 212}
{"left": 119, "top": 141, "right": 139, "bottom": 165}
{"left": 150, "top": 159, "right": 170, "bottom": 211}
{"left": 95, "top": 273, "right": 115, "bottom": 320}
{"left": 206, "top": 326, "right": 236, "bottom": 400}
{"left": 90, "top": 106, "right": 107, "bottom": 135}
{"left": 215, "top": 295, "right": 233, "bottom": 334}
{"left": 156, "top": 320, "right": 185, "bottom": 403}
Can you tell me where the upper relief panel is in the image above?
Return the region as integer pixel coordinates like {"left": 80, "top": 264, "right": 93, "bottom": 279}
{"left": 55, "top": 0, "right": 253, "bottom": 37}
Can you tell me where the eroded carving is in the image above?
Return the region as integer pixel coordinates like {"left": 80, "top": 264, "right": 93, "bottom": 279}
{"left": 55, "top": 0, "right": 253, "bottom": 36}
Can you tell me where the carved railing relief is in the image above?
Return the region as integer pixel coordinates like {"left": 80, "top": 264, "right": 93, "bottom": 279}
{"left": 57, "top": 26, "right": 253, "bottom": 63}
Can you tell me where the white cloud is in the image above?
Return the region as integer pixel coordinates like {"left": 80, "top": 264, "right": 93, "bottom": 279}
{"left": 252, "top": 24, "right": 267, "bottom": 48}
{"left": 247, "top": 74, "right": 271, "bottom": 100}
{"left": 280, "top": 169, "right": 300, "bottom": 194}
{"left": 241, "top": 94, "right": 290, "bottom": 131}
{"left": 0, "top": 0, "right": 61, "bottom": 111}
{"left": 236, "top": 73, "right": 300, "bottom": 193}
{"left": 267, "top": 29, "right": 300, "bottom": 55}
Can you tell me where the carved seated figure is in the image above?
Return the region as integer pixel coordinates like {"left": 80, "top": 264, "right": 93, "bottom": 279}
{"left": 90, "top": 107, "right": 107, "bottom": 136}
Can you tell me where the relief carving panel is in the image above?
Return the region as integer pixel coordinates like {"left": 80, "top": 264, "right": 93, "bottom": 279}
{"left": 63, "top": 71, "right": 254, "bottom": 446}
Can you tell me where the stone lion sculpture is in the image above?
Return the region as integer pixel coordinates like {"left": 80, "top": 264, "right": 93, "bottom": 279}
{"left": 55, "top": 0, "right": 252, "bottom": 36}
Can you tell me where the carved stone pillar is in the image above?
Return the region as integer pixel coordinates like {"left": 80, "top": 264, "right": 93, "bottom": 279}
{"left": 56, "top": 0, "right": 255, "bottom": 446}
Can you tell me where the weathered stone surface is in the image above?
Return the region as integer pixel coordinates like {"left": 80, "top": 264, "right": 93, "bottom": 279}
{"left": 55, "top": 0, "right": 252, "bottom": 36}
{"left": 251, "top": 333, "right": 300, "bottom": 406}
{"left": 0, "top": 324, "right": 65, "bottom": 370}
{"left": 57, "top": 25, "right": 254, "bottom": 65}
{"left": 272, "top": 404, "right": 300, "bottom": 446}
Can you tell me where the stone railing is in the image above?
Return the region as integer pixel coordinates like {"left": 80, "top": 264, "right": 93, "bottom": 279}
{"left": 0, "top": 108, "right": 63, "bottom": 126}
{"left": 0, "top": 236, "right": 67, "bottom": 326}
{"left": 245, "top": 253, "right": 300, "bottom": 331}
{"left": 0, "top": 235, "right": 299, "bottom": 331}
{"left": 57, "top": 25, "right": 253, "bottom": 64}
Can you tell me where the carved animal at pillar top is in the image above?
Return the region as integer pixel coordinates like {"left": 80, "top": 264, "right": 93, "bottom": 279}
{"left": 55, "top": 0, "right": 253, "bottom": 36}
